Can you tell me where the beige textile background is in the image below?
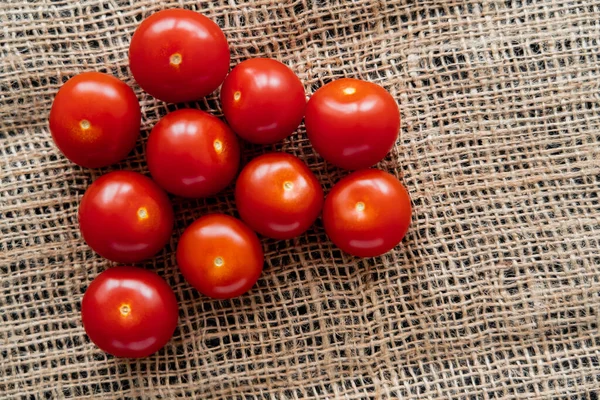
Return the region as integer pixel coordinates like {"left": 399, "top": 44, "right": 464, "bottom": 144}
{"left": 1, "top": 0, "right": 600, "bottom": 398}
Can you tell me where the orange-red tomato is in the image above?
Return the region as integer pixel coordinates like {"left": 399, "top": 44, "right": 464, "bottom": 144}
{"left": 235, "top": 152, "right": 323, "bottom": 239}
{"left": 176, "top": 214, "right": 263, "bottom": 299}
{"left": 81, "top": 266, "right": 178, "bottom": 358}
{"left": 78, "top": 171, "right": 174, "bottom": 263}
{"left": 305, "top": 78, "right": 400, "bottom": 170}
{"left": 146, "top": 109, "right": 240, "bottom": 198}
{"left": 129, "top": 9, "right": 230, "bottom": 103}
{"left": 323, "top": 169, "right": 411, "bottom": 257}
{"left": 220, "top": 58, "right": 305, "bottom": 144}
{"left": 49, "top": 72, "right": 140, "bottom": 168}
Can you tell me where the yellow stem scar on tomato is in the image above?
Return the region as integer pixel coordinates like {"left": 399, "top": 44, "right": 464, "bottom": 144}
{"left": 355, "top": 201, "right": 365, "bottom": 212}
{"left": 170, "top": 53, "right": 182, "bottom": 67}
{"left": 343, "top": 87, "right": 356, "bottom": 95}
{"left": 74, "top": 119, "right": 101, "bottom": 143}
{"left": 213, "top": 256, "right": 224, "bottom": 267}
{"left": 119, "top": 304, "right": 131, "bottom": 316}
{"left": 213, "top": 139, "right": 223, "bottom": 154}
{"left": 137, "top": 207, "right": 148, "bottom": 220}
{"left": 233, "top": 91, "right": 241, "bottom": 101}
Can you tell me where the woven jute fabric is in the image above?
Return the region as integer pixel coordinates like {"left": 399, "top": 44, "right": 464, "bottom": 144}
{"left": 1, "top": 0, "right": 600, "bottom": 398}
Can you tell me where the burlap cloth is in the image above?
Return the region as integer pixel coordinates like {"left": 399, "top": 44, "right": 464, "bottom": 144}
{"left": 2, "top": 0, "right": 600, "bottom": 398}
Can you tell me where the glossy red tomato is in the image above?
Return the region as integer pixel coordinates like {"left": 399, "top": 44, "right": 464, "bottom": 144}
{"left": 49, "top": 72, "right": 140, "bottom": 168}
{"left": 176, "top": 214, "right": 263, "bottom": 299}
{"left": 129, "top": 9, "right": 229, "bottom": 103}
{"left": 323, "top": 169, "right": 411, "bottom": 257}
{"left": 81, "top": 266, "right": 178, "bottom": 358}
{"left": 220, "top": 58, "right": 305, "bottom": 144}
{"left": 305, "top": 78, "right": 400, "bottom": 170}
{"left": 146, "top": 109, "right": 240, "bottom": 198}
{"left": 79, "top": 171, "right": 174, "bottom": 263}
{"left": 235, "top": 152, "right": 323, "bottom": 239}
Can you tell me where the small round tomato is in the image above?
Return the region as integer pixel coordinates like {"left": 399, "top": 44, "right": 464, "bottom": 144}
{"left": 323, "top": 169, "right": 411, "bottom": 257}
{"left": 81, "top": 266, "right": 178, "bottom": 358}
{"left": 146, "top": 109, "right": 240, "bottom": 198}
{"left": 305, "top": 78, "right": 400, "bottom": 170}
{"left": 129, "top": 9, "right": 229, "bottom": 103}
{"left": 220, "top": 58, "right": 305, "bottom": 144}
{"left": 235, "top": 153, "right": 323, "bottom": 239}
{"left": 79, "top": 171, "right": 174, "bottom": 263}
{"left": 176, "top": 214, "right": 263, "bottom": 299}
{"left": 49, "top": 72, "right": 140, "bottom": 168}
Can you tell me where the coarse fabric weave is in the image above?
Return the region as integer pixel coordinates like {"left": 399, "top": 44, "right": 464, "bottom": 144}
{"left": 1, "top": 0, "right": 600, "bottom": 398}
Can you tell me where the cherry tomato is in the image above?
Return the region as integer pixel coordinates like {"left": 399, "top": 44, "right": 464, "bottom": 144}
{"left": 305, "top": 78, "right": 400, "bottom": 170}
{"left": 176, "top": 214, "right": 263, "bottom": 299}
{"left": 146, "top": 109, "right": 240, "bottom": 198}
{"left": 235, "top": 153, "right": 323, "bottom": 240}
{"left": 81, "top": 266, "right": 178, "bottom": 358}
{"left": 129, "top": 9, "right": 230, "bottom": 103}
{"left": 220, "top": 58, "right": 305, "bottom": 144}
{"left": 48, "top": 72, "right": 140, "bottom": 168}
{"left": 79, "top": 171, "right": 174, "bottom": 263}
{"left": 323, "top": 169, "right": 411, "bottom": 257}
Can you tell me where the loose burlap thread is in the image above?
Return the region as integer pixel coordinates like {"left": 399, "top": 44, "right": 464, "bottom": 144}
{"left": 1, "top": 0, "right": 600, "bottom": 398}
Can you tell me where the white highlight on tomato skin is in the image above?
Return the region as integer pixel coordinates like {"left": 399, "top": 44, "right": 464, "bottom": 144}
{"left": 343, "top": 87, "right": 356, "bottom": 95}
{"left": 349, "top": 238, "right": 384, "bottom": 249}
{"left": 267, "top": 221, "right": 301, "bottom": 232}
{"left": 113, "top": 336, "right": 157, "bottom": 351}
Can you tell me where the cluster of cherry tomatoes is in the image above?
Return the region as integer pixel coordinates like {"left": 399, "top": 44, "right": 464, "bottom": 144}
{"left": 48, "top": 9, "right": 412, "bottom": 358}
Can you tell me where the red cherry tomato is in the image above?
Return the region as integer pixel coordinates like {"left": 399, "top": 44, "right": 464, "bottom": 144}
{"left": 48, "top": 72, "right": 140, "bottom": 168}
{"left": 81, "top": 266, "right": 178, "bottom": 358}
{"left": 235, "top": 153, "right": 323, "bottom": 240}
{"left": 129, "top": 9, "right": 229, "bottom": 103}
{"left": 79, "top": 171, "right": 174, "bottom": 263}
{"left": 305, "top": 78, "right": 400, "bottom": 170}
{"left": 220, "top": 58, "right": 305, "bottom": 144}
{"left": 176, "top": 214, "right": 263, "bottom": 299}
{"left": 323, "top": 169, "right": 411, "bottom": 257}
{"left": 146, "top": 109, "right": 240, "bottom": 198}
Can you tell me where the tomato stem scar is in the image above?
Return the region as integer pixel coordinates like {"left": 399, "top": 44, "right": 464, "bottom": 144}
{"left": 355, "top": 201, "right": 365, "bottom": 211}
{"left": 119, "top": 304, "right": 131, "bottom": 316}
{"left": 170, "top": 53, "right": 182, "bottom": 66}
{"left": 214, "top": 257, "right": 224, "bottom": 267}
{"left": 137, "top": 207, "right": 148, "bottom": 219}
{"left": 80, "top": 120, "right": 91, "bottom": 130}
{"left": 213, "top": 139, "right": 223, "bottom": 153}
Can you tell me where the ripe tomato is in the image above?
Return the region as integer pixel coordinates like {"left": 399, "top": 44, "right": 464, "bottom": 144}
{"left": 235, "top": 153, "right": 323, "bottom": 239}
{"left": 146, "top": 109, "right": 240, "bottom": 198}
{"left": 81, "top": 266, "right": 178, "bottom": 358}
{"left": 220, "top": 58, "right": 305, "bottom": 144}
{"left": 79, "top": 171, "right": 174, "bottom": 263}
{"left": 49, "top": 72, "right": 140, "bottom": 168}
{"left": 176, "top": 214, "right": 263, "bottom": 299}
{"left": 129, "top": 9, "right": 230, "bottom": 103}
{"left": 323, "top": 169, "right": 411, "bottom": 257}
{"left": 305, "top": 78, "right": 400, "bottom": 170}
